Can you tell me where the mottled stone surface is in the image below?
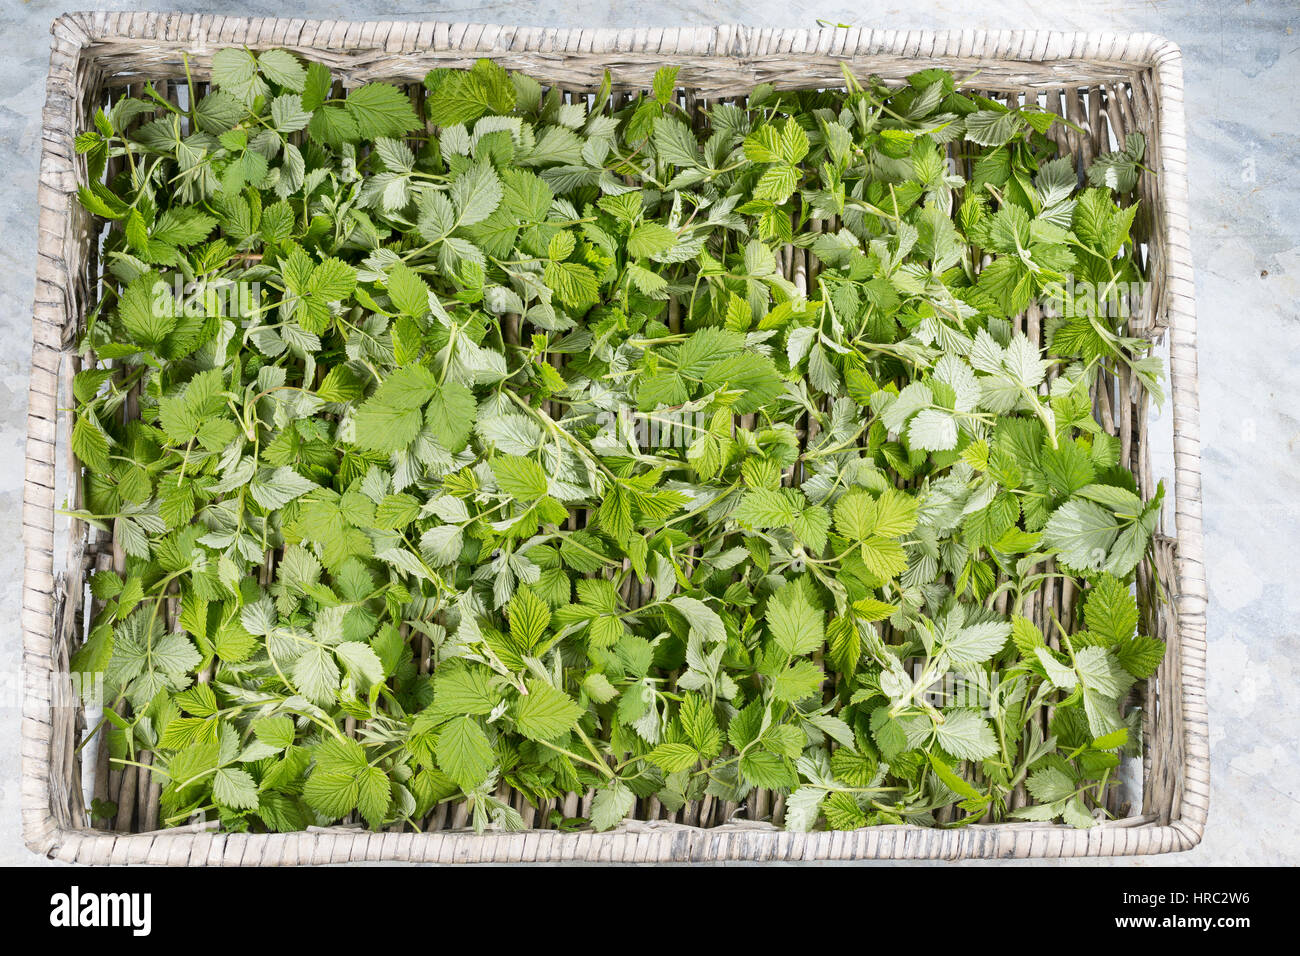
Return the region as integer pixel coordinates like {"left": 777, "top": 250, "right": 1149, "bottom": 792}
{"left": 1, "top": 0, "right": 1295, "bottom": 866}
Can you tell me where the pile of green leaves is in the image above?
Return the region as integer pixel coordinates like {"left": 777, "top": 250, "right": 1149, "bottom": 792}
{"left": 70, "top": 49, "right": 1166, "bottom": 835}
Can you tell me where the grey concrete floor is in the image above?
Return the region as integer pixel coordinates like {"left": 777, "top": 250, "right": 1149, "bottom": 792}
{"left": 1, "top": 0, "right": 1295, "bottom": 866}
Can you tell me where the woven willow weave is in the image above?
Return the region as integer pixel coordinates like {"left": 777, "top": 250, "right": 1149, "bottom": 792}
{"left": 22, "top": 12, "right": 1208, "bottom": 863}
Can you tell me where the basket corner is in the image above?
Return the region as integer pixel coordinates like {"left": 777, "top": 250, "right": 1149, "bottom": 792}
{"left": 21, "top": 808, "right": 74, "bottom": 863}
{"left": 1135, "top": 32, "right": 1184, "bottom": 66}
{"left": 1169, "top": 818, "right": 1207, "bottom": 854}
{"left": 48, "top": 11, "right": 96, "bottom": 48}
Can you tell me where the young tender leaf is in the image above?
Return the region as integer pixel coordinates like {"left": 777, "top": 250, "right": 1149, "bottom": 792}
{"left": 353, "top": 365, "right": 437, "bottom": 453}
{"left": 933, "top": 709, "right": 999, "bottom": 761}
{"left": 515, "top": 679, "right": 584, "bottom": 742}
{"left": 491, "top": 454, "right": 550, "bottom": 501}
{"left": 425, "top": 380, "right": 477, "bottom": 452}
{"left": 767, "top": 580, "right": 825, "bottom": 658}
{"left": 589, "top": 779, "right": 636, "bottom": 831}
{"left": 435, "top": 716, "right": 495, "bottom": 791}
{"left": 345, "top": 82, "right": 421, "bottom": 138}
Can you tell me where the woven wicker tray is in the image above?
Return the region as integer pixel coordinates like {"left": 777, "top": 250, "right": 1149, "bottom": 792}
{"left": 21, "top": 12, "right": 1207, "bottom": 863}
